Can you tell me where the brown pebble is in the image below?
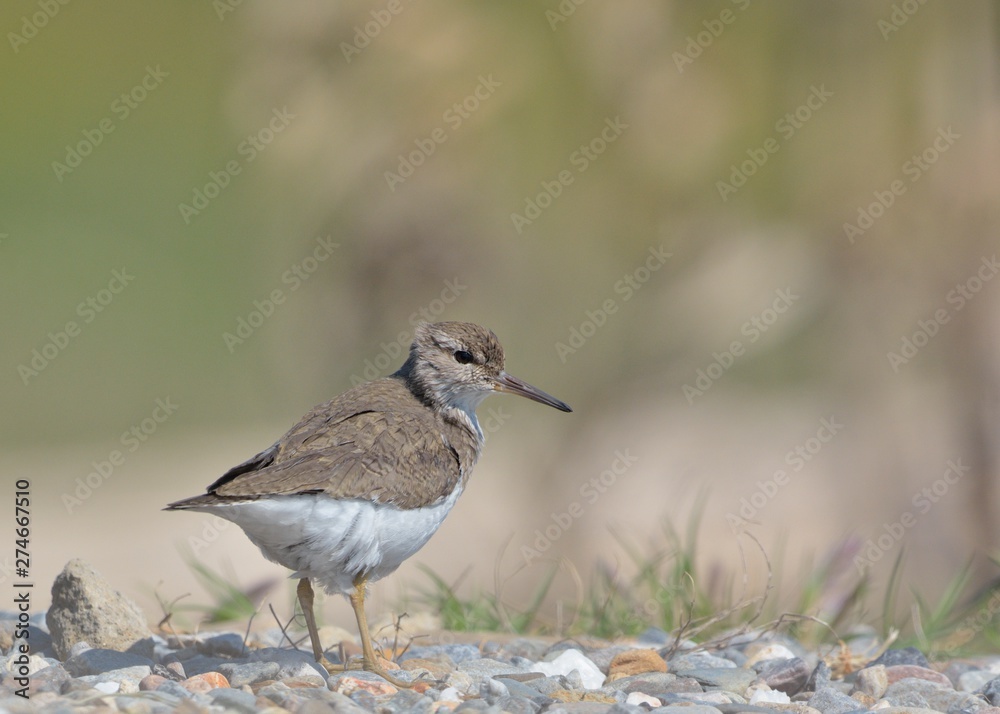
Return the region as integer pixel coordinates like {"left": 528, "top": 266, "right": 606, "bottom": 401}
{"left": 282, "top": 675, "right": 327, "bottom": 688}
{"left": 333, "top": 675, "right": 398, "bottom": 696}
{"left": 165, "top": 661, "right": 186, "bottom": 679}
{"left": 884, "top": 664, "right": 952, "bottom": 687}
{"left": 607, "top": 649, "right": 668, "bottom": 681}
{"left": 182, "top": 671, "right": 230, "bottom": 693}
{"left": 549, "top": 689, "right": 617, "bottom": 703}
{"left": 138, "top": 674, "right": 167, "bottom": 691}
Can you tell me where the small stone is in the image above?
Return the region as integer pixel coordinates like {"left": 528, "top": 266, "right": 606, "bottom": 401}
{"left": 209, "top": 687, "right": 259, "bottom": 714}
{"left": 809, "top": 686, "right": 863, "bottom": 714}
{"left": 608, "top": 649, "right": 668, "bottom": 680}
{"left": 378, "top": 687, "right": 434, "bottom": 714}
{"left": 46, "top": 559, "right": 153, "bottom": 660}
{"left": 604, "top": 672, "right": 703, "bottom": 697}
{"left": 139, "top": 674, "right": 167, "bottom": 691}
{"left": 852, "top": 664, "right": 888, "bottom": 699}
{"left": 458, "top": 657, "right": 525, "bottom": 678}
{"left": 400, "top": 644, "right": 481, "bottom": 664}
{"left": 93, "top": 680, "right": 120, "bottom": 694}
{"left": 667, "top": 652, "right": 737, "bottom": 670}
{"left": 64, "top": 648, "right": 153, "bottom": 676}
{"left": 217, "top": 661, "right": 282, "bottom": 688}
{"left": 283, "top": 675, "right": 327, "bottom": 688}
{"left": 22, "top": 665, "right": 62, "bottom": 697}
{"left": 328, "top": 671, "right": 399, "bottom": 696}
{"left": 805, "top": 661, "right": 833, "bottom": 693}
{"left": 78, "top": 665, "right": 151, "bottom": 694}
{"left": 757, "top": 658, "right": 811, "bottom": 695}
{"left": 750, "top": 685, "right": 792, "bottom": 704}
{"left": 627, "top": 691, "right": 662, "bottom": 707}
{"left": 745, "top": 644, "right": 800, "bottom": 667}
{"left": 672, "top": 667, "right": 757, "bottom": 695}
{"left": 870, "top": 648, "right": 932, "bottom": 669}
{"left": 532, "top": 649, "right": 605, "bottom": 690}
{"left": 981, "top": 677, "right": 1000, "bottom": 705}
{"left": 196, "top": 632, "right": 246, "bottom": 658}
{"left": 494, "top": 677, "right": 555, "bottom": 705}
{"left": 884, "top": 665, "right": 952, "bottom": 687}
{"left": 182, "top": 671, "right": 230, "bottom": 693}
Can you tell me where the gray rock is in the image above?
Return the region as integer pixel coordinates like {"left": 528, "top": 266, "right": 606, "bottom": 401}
{"left": 493, "top": 695, "right": 541, "bottom": 714}
{"left": 672, "top": 668, "right": 757, "bottom": 695}
{"left": 216, "top": 660, "right": 281, "bottom": 687}
{"left": 808, "top": 687, "right": 863, "bottom": 714}
{"left": 668, "top": 653, "right": 737, "bottom": 670}
{"left": 64, "top": 648, "right": 153, "bottom": 676}
{"left": 25, "top": 663, "right": 69, "bottom": 694}
{"left": 454, "top": 699, "right": 496, "bottom": 712}
{"left": 458, "top": 657, "right": 525, "bottom": 678}
{"left": 869, "top": 647, "right": 931, "bottom": 669}
{"left": 399, "top": 644, "right": 481, "bottom": 664}
{"left": 46, "top": 559, "right": 153, "bottom": 660}
{"left": 806, "top": 661, "right": 832, "bottom": 692}
{"left": 172, "top": 654, "right": 228, "bottom": 676}
{"left": 380, "top": 688, "right": 435, "bottom": 714}
{"left": 495, "top": 677, "right": 555, "bottom": 705}
{"left": 196, "top": 632, "right": 246, "bottom": 657}
{"left": 155, "top": 679, "right": 194, "bottom": 700}
{"left": 887, "top": 679, "right": 987, "bottom": 714}
{"left": 754, "top": 657, "right": 810, "bottom": 694}
{"left": 852, "top": 664, "right": 888, "bottom": 699}
{"left": 604, "top": 672, "right": 703, "bottom": 697}
{"left": 77, "top": 665, "right": 151, "bottom": 693}
{"left": 316, "top": 690, "right": 371, "bottom": 714}
{"left": 980, "top": 676, "right": 1000, "bottom": 705}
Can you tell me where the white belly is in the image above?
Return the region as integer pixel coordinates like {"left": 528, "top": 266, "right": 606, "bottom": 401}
{"left": 195, "top": 487, "right": 463, "bottom": 594}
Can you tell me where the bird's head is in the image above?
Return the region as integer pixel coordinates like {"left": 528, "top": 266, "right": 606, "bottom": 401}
{"left": 399, "top": 321, "right": 572, "bottom": 417}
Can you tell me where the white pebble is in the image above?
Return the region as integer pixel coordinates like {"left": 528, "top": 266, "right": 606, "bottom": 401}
{"left": 438, "top": 686, "right": 462, "bottom": 703}
{"left": 749, "top": 686, "right": 790, "bottom": 704}
{"left": 627, "top": 692, "right": 662, "bottom": 707}
{"left": 532, "top": 650, "right": 605, "bottom": 690}
{"left": 745, "top": 643, "right": 797, "bottom": 667}
{"left": 93, "top": 681, "right": 120, "bottom": 694}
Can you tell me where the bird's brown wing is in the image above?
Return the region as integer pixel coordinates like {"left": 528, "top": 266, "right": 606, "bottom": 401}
{"left": 168, "top": 379, "right": 467, "bottom": 511}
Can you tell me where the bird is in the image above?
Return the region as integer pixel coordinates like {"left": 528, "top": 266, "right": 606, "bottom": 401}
{"left": 165, "top": 321, "right": 572, "bottom": 684}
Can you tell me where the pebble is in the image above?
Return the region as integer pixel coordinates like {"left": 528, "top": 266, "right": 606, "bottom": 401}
{"left": 608, "top": 649, "right": 669, "bottom": 680}
{"left": 756, "top": 657, "right": 812, "bottom": 694}
{"left": 534, "top": 649, "right": 606, "bottom": 690}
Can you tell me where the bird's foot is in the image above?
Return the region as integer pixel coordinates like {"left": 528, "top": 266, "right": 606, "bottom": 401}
{"left": 361, "top": 657, "right": 420, "bottom": 689}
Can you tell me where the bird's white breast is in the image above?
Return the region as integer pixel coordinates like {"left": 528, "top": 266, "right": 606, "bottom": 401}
{"left": 197, "top": 485, "right": 464, "bottom": 595}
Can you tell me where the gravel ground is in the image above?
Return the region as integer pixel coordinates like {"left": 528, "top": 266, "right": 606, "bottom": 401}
{"left": 4, "top": 561, "right": 1000, "bottom": 713}
{"left": 6, "top": 616, "right": 1000, "bottom": 714}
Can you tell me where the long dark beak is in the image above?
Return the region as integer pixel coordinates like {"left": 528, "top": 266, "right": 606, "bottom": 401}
{"left": 494, "top": 371, "right": 572, "bottom": 412}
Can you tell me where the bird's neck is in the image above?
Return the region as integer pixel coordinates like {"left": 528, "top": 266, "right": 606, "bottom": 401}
{"left": 394, "top": 357, "right": 487, "bottom": 445}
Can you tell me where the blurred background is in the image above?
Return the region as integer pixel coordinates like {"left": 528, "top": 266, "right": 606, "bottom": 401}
{"left": 4, "top": 1, "right": 1000, "bottom": 633}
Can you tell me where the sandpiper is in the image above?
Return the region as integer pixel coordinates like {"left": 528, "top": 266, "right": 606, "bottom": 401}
{"left": 166, "top": 321, "right": 571, "bottom": 684}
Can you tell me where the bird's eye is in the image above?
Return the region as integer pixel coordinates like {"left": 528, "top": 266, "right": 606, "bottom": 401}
{"left": 453, "top": 350, "right": 474, "bottom": 364}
